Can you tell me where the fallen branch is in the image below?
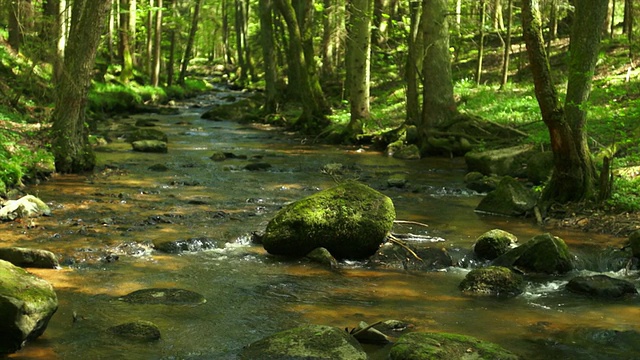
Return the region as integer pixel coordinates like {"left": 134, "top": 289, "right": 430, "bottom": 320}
{"left": 387, "top": 233, "right": 423, "bottom": 262}
{"left": 393, "top": 220, "right": 429, "bottom": 228}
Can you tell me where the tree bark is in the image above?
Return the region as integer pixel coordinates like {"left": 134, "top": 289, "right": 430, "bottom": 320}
{"left": 119, "top": 0, "right": 134, "bottom": 82}
{"left": 475, "top": 0, "right": 486, "bottom": 85}
{"left": 259, "top": 0, "right": 279, "bottom": 114}
{"left": 151, "top": 0, "right": 162, "bottom": 87}
{"left": 51, "top": 0, "right": 111, "bottom": 173}
{"left": 178, "top": 0, "right": 204, "bottom": 85}
{"left": 500, "top": 0, "right": 513, "bottom": 88}
{"left": 522, "top": 0, "right": 607, "bottom": 205}
{"left": 420, "top": 0, "right": 456, "bottom": 133}
{"left": 346, "top": 0, "right": 373, "bottom": 135}
{"left": 405, "top": 0, "right": 422, "bottom": 126}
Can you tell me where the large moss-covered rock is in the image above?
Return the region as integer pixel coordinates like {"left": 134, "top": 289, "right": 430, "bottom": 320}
{"left": 125, "top": 128, "right": 168, "bottom": 143}
{"left": 473, "top": 229, "right": 518, "bottom": 260}
{"left": 389, "top": 332, "right": 519, "bottom": 360}
{"left": 566, "top": 275, "right": 637, "bottom": 298}
{"left": 239, "top": 324, "right": 367, "bottom": 360}
{"left": 262, "top": 181, "right": 395, "bottom": 260}
{"left": 465, "top": 144, "right": 534, "bottom": 177}
{"left": 475, "top": 177, "right": 537, "bottom": 217}
{"left": 131, "top": 140, "right": 168, "bottom": 153}
{"left": 492, "top": 233, "right": 573, "bottom": 274}
{"left": 0, "top": 247, "right": 59, "bottom": 268}
{"left": 459, "top": 266, "right": 524, "bottom": 297}
{"left": 0, "top": 260, "right": 58, "bottom": 355}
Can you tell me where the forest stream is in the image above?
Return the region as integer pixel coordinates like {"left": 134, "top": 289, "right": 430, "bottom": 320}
{"left": 4, "top": 88, "right": 640, "bottom": 360}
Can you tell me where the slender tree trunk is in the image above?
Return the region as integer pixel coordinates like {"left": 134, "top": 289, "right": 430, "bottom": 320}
{"left": 405, "top": 0, "right": 422, "bottom": 126}
{"left": 476, "top": 0, "right": 486, "bottom": 86}
{"left": 146, "top": 0, "right": 153, "bottom": 76}
{"left": 51, "top": 0, "right": 111, "bottom": 173}
{"left": 500, "top": 0, "right": 513, "bottom": 88}
{"left": 166, "top": 0, "right": 177, "bottom": 86}
{"left": 151, "top": 0, "right": 162, "bottom": 87}
{"left": 222, "top": 0, "right": 233, "bottom": 64}
{"left": 420, "top": 0, "right": 456, "bottom": 133}
{"left": 259, "top": 0, "right": 279, "bottom": 114}
{"left": 521, "top": 0, "right": 607, "bottom": 205}
{"left": 119, "top": 0, "right": 134, "bottom": 82}
{"left": 491, "top": 0, "right": 504, "bottom": 30}
{"left": 346, "top": 0, "right": 373, "bottom": 136}
{"left": 178, "top": 0, "right": 203, "bottom": 85}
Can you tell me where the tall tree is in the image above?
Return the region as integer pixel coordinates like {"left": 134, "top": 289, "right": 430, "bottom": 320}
{"left": 522, "top": 0, "right": 608, "bottom": 205}
{"left": 151, "top": 0, "right": 163, "bottom": 86}
{"left": 119, "top": 0, "right": 135, "bottom": 82}
{"left": 405, "top": 0, "right": 422, "bottom": 125}
{"left": 178, "top": 0, "right": 204, "bottom": 85}
{"left": 500, "top": 0, "right": 513, "bottom": 88}
{"left": 50, "top": 0, "right": 111, "bottom": 173}
{"left": 346, "top": 0, "right": 373, "bottom": 136}
{"left": 259, "top": 0, "right": 279, "bottom": 114}
{"left": 420, "top": 0, "right": 456, "bottom": 133}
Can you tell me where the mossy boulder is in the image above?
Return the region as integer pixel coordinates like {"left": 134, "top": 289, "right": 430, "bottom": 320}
{"left": 125, "top": 128, "right": 168, "bottom": 143}
{"left": 473, "top": 229, "right": 518, "bottom": 260}
{"left": 239, "top": 324, "right": 366, "bottom": 360}
{"left": 262, "top": 181, "right": 396, "bottom": 260}
{"left": 475, "top": 177, "right": 537, "bottom": 217}
{"left": 131, "top": 140, "right": 168, "bottom": 153}
{"left": 492, "top": 233, "right": 573, "bottom": 274}
{"left": 465, "top": 144, "right": 534, "bottom": 177}
{"left": 0, "top": 195, "right": 51, "bottom": 221}
{"left": 525, "top": 151, "right": 553, "bottom": 185}
{"left": 459, "top": 266, "right": 525, "bottom": 297}
{"left": 566, "top": 275, "right": 637, "bottom": 298}
{"left": 0, "top": 260, "right": 58, "bottom": 355}
{"left": 107, "top": 320, "right": 161, "bottom": 341}
{"left": 629, "top": 230, "right": 640, "bottom": 259}
{"left": 0, "top": 247, "right": 59, "bottom": 268}
{"left": 464, "top": 171, "right": 500, "bottom": 193}
{"left": 389, "top": 332, "right": 519, "bottom": 360}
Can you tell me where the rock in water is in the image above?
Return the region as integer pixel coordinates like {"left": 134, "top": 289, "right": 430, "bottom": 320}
{"left": 119, "top": 288, "right": 206, "bottom": 305}
{"left": 0, "top": 195, "right": 51, "bottom": 221}
{"left": 0, "top": 260, "right": 58, "bottom": 355}
{"left": 239, "top": 324, "right": 367, "bottom": 360}
{"left": 261, "top": 181, "right": 396, "bottom": 260}
{"left": 390, "top": 332, "right": 519, "bottom": 360}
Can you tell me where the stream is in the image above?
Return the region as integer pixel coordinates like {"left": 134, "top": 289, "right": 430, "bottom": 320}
{"left": 4, "top": 88, "right": 640, "bottom": 360}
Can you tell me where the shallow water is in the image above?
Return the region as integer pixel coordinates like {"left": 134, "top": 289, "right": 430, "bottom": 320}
{"left": 3, "top": 90, "right": 639, "bottom": 359}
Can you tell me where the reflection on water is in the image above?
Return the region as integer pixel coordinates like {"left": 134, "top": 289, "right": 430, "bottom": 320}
{"left": 4, "top": 92, "right": 639, "bottom": 359}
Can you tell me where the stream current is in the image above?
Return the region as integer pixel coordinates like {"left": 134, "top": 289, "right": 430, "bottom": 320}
{"left": 4, "top": 89, "right": 640, "bottom": 359}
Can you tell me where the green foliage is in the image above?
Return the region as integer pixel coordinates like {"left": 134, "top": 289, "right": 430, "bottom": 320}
{"left": 607, "top": 176, "right": 640, "bottom": 212}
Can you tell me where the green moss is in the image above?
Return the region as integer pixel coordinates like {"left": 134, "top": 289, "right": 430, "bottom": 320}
{"left": 390, "top": 332, "right": 519, "bottom": 360}
{"left": 459, "top": 266, "right": 524, "bottom": 297}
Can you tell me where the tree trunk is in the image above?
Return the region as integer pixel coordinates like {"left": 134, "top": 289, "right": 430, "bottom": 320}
{"left": 166, "top": 0, "right": 177, "bottom": 86}
{"left": 491, "top": 0, "right": 504, "bottom": 30}
{"left": 475, "top": 0, "right": 486, "bottom": 86}
{"left": 259, "top": 0, "right": 279, "bottom": 114}
{"left": 521, "top": 0, "right": 607, "bottom": 205}
{"left": 405, "top": 0, "right": 422, "bottom": 126}
{"left": 235, "top": 0, "right": 247, "bottom": 82}
{"left": 119, "top": 0, "right": 134, "bottom": 82}
{"left": 420, "top": 0, "right": 456, "bottom": 133}
{"left": 151, "top": 0, "right": 162, "bottom": 87}
{"left": 275, "top": 0, "right": 330, "bottom": 132}
{"left": 146, "top": 0, "right": 153, "bottom": 76}
{"left": 500, "top": 0, "right": 513, "bottom": 88}
{"left": 51, "top": 0, "right": 111, "bottom": 173}
{"left": 346, "top": 0, "right": 373, "bottom": 136}
{"left": 178, "top": 0, "right": 203, "bottom": 85}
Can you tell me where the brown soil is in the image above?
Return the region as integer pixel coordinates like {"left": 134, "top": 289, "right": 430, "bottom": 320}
{"left": 544, "top": 205, "right": 640, "bottom": 239}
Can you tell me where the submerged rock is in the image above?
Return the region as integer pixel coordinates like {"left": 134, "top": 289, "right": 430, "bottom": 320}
{"left": 0, "top": 247, "right": 59, "bottom": 268}
{"left": 108, "top": 320, "right": 161, "bottom": 341}
{"left": 261, "top": 181, "right": 395, "bottom": 260}
{"left": 239, "top": 324, "right": 366, "bottom": 360}
{"left": 153, "top": 237, "right": 217, "bottom": 254}
{"left": 0, "top": 260, "right": 58, "bottom": 355}
{"left": 389, "top": 332, "right": 519, "bottom": 360}
{"left": 492, "top": 233, "right": 573, "bottom": 274}
{"left": 473, "top": 229, "right": 518, "bottom": 260}
{"left": 566, "top": 275, "right": 637, "bottom": 298}
{"left": 459, "top": 266, "right": 524, "bottom": 297}
{"left": 119, "top": 288, "right": 206, "bottom": 305}
{"left": 0, "top": 195, "right": 51, "bottom": 221}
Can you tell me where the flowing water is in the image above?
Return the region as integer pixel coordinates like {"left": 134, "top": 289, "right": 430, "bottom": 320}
{"left": 4, "top": 89, "right": 639, "bottom": 360}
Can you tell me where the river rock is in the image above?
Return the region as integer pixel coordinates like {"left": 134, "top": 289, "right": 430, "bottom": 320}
{"left": 566, "top": 275, "right": 637, "bottom": 298}
{"left": 389, "top": 332, "right": 519, "bottom": 360}
{"left": 465, "top": 144, "right": 534, "bottom": 177}
{"left": 244, "top": 162, "right": 272, "bottom": 171}
{"left": 125, "top": 128, "right": 168, "bottom": 143}
{"left": 261, "top": 181, "right": 396, "bottom": 260}
{"left": 108, "top": 320, "right": 161, "bottom": 341}
{"left": 464, "top": 171, "right": 500, "bottom": 193}
{"left": 475, "top": 176, "right": 537, "bottom": 217}
{"left": 119, "top": 288, "right": 206, "bottom": 305}
{"left": 0, "top": 247, "right": 59, "bottom": 268}
{"left": 492, "top": 233, "right": 573, "bottom": 274}
{"left": 525, "top": 151, "right": 553, "bottom": 185}
{"left": 239, "top": 324, "right": 367, "bottom": 360}
{"left": 153, "top": 237, "right": 217, "bottom": 254}
{"left": 0, "top": 259, "right": 58, "bottom": 355}
{"left": 305, "top": 247, "right": 338, "bottom": 269}
{"left": 393, "top": 144, "right": 421, "bottom": 160}
{"left": 0, "top": 195, "right": 51, "bottom": 221}
{"left": 629, "top": 230, "right": 640, "bottom": 259}
{"left": 371, "top": 242, "right": 453, "bottom": 271}
{"left": 459, "top": 266, "right": 525, "bottom": 297}
{"left": 473, "top": 229, "right": 518, "bottom": 260}
{"left": 131, "top": 140, "right": 168, "bottom": 153}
